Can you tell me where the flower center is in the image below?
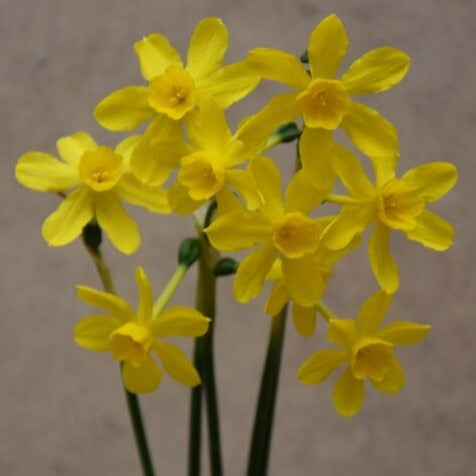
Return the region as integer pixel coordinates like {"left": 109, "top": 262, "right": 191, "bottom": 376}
{"left": 351, "top": 338, "right": 394, "bottom": 381}
{"left": 109, "top": 322, "right": 154, "bottom": 367}
{"left": 149, "top": 64, "right": 196, "bottom": 120}
{"left": 272, "top": 212, "right": 319, "bottom": 259}
{"left": 178, "top": 152, "right": 225, "bottom": 201}
{"left": 377, "top": 178, "right": 425, "bottom": 231}
{"left": 78, "top": 146, "right": 123, "bottom": 192}
{"left": 296, "top": 78, "right": 351, "bottom": 130}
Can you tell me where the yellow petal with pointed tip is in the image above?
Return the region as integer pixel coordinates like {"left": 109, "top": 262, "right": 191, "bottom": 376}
{"left": 154, "top": 341, "right": 200, "bottom": 387}
{"left": 153, "top": 306, "right": 210, "bottom": 337}
{"left": 167, "top": 181, "right": 203, "bottom": 215}
{"left": 342, "top": 47, "right": 410, "bottom": 95}
{"left": 376, "top": 321, "right": 431, "bottom": 346}
{"left": 298, "top": 348, "right": 348, "bottom": 384}
{"left": 405, "top": 210, "right": 454, "bottom": 251}
{"left": 308, "top": 14, "right": 349, "bottom": 79}
{"left": 285, "top": 169, "right": 327, "bottom": 214}
{"left": 135, "top": 267, "right": 153, "bottom": 322}
{"left": 327, "top": 319, "right": 356, "bottom": 347}
{"left": 357, "top": 290, "right": 393, "bottom": 336}
{"left": 76, "top": 285, "right": 134, "bottom": 321}
{"left": 332, "top": 367, "right": 365, "bottom": 417}
{"left": 122, "top": 356, "right": 162, "bottom": 393}
{"left": 74, "top": 315, "right": 121, "bottom": 351}
{"left": 264, "top": 280, "right": 289, "bottom": 317}
{"left": 116, "top": 175, "right": 170, "bottom": 213}
{"left": 225, "top": 169, "right": 261, "bottom": 210}
{"left": 293, "top": 303, "right": 317, "bottom": 337}
{"left": 57, "top": 131, "right": 98, "bottom": 165}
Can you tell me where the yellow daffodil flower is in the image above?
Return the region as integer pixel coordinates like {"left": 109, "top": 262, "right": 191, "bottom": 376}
{"left": 94, "top": 17, "right": 259, "bottom": 130}
{"left": 245, "top": 14, "right": 409, "bottom": 159}
{"left": 15, "top": 132, "right": 169, "bottom": 254}
{"left": 321, "top": 146, "right": 457, "bottom": 293}
{"left": 298, "top": 290, "right": 430, "bottom": 416}
{"left": 74, "top": 267, "right": 210, "bottom": 393}
{"left": 205, "top": 157, "right": 330, "bottom": 306}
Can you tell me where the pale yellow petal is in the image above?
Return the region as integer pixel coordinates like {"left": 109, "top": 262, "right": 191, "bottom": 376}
{"left": 225, "top": 169, "right": 261, "bottom": 210}
{"left": 264, "top": 280, "right": 289, "bottom": 316}
{"left": 94, "top": 86, "right": 155, "bottom": 131}
{"left": 57, "top": 131, "right": 98, "bottom": 165}
{"left": 116, "top": 175, "right": 170, "bottom": 213}
{"left": 154, "top": 341, "right": 200, "bottom": 387}
{"left": 215, "top": 187, "right": 243, "bottom": 215}
{"left": 405, "top": 210, "right": 454, "bottom": 251}
{"left": 293, "top": 303, "right": 317, "bottom": 337}
{"left": 115, "top": 135, "right": 141, "bottom": 170}
{"left": 246, "top": 48, "right": 310, "bottom": 90}
{"left": 76, "top": 285, "right": 134, "bottom": 321}
{"left": 308, "top": 14, "right": 349, "bottom": 79}
{"left": 74, "top": 315, "right": 121, "bottom": 351}
{"left": 327, "top": 319, "right": 356, "bottom": 347}
{"left": 15, "top": 152, "right": 78, "bottom": 192}
{"left": 187, "top": 17, "right": 228, "bottom": 79}
{"left": 368, "top": 222, "right": 399, "bottom": 294}
{"left": 197, "top": 61, "right": 260, "bottom": 110}
{"left": 370, "top": 358, "right": 405, "bottom": 394}
{"left": 122, "top": 356, "right": 162, "bottom": 393}
{"left": 134, "top": 33, "right": 182, "bottom": 80}
{"left": 285, "top": 169, "right": 327, "bottom": 214}
{"left": 167, "top": 181, "right": 204, "bottom": 215}
{"left": 401, "top": 162, "right": 458, "bottom": 203}
{"left": 42, "top": 186, "right": 94, "bottom": 246}
{"left": 297, "top": 349, "right": 347, "bottom": 384}
{"left": 95, "top": 192, "right": 140, "bottom": 254}
{"left": 233, "top": 242, "right": 278, "bottom": 303}
{"left": 333, "top": 367, "right": 365, "bottom": 417}
{"left": 153, "top": 306, "right": 210, "bottom": 337}
{"left": 357, "top": 290, "right": 393, "bottom": 336}
{"left": 135, "top": 267, "right": 153, "bottom": 322}
{"left": 340, "top": 102, "right": 399, "bottom": 158}
{"left": 376, "top": 321, "right": 431, "bottom": 346}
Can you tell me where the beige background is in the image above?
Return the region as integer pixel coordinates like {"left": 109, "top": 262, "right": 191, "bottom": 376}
{"left": 1, "top": 0, "right": 475, "bottom": 474}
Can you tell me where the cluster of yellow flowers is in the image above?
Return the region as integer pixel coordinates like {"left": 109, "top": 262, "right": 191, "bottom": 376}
{"left": 16, "top": 15, "right": 456, "bottom": 417}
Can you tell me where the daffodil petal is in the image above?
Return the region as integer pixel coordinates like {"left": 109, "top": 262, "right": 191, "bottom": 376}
{"left": 114, "top": 136, "right": 141, "bottom": 170}
{"left": 327, "top": 319, "right": 356, "bottom": 347}
{"left": 340, "top": 102, "right": 398, "bottom": 158}
{"left": 197, "top": 61, "right": 260, "bottom": 110}
{"left": 94, "top": 86, "right": 155, "bottom": 131}
{"left": 76, "top": 285, "right": 134, "bottom": 321}
{"left": 134, "top": 33, "right": 182, "bottom": 80}
{"left": 74, "top": 315, "right": 121, "bottom": 351}
{"left": 369, "top": 222, "right": 399, "bottom": 294}
{"left": 246, "top": 47, "right": 310, "bottom": 90}
{"left": 248, "top": 156, "right": 285, "bottom": 219}
{"left": 357, "top": 290, "right": 393, "bottom": 336}
{"left": 225, "top": 169, "right": 261, "bottom": 210}
{"left": 154, "top": 341, "right": 200, "bottom": 387}
{"left": 331, "top": 145, "right": 375, "bottom": 199}
{"left": 405, "top": 210, "right": 454, "bottom": 251}
{"left": 187, "top": 17, "right": 228, "bottom": 79}
{"left": 153, "top": 306, "right": 210, "bottom": 337}
{"left": 285, "top": 169, "right": 327, "bottom": 214}
{"left": 42, "top": 186, "right": 93, "bottom": 246}
{"left": 401, "top": 162, "right": 458, "bottom": 203}
{"left": 116, "top": 175, "right": 170, "bottom": 213}
{"left": 282, "top": 255, "right": 326, "bottom": 307}
{"left": 370, "top": 358, "right": 405, "bottom": 394}
{"left": 264, "top": 280, "right": 289, "bottom": 316}
{"left": 134, "top": 267, "right": 153, "bottom": 322}
{"left": 122, "top": 356, "right": 162, "bottom": 393}
{"left": 341, "top": 47, "right": 410, "bottom": 95}
{"left": 167, "top": 181, "right": 204, "bottom": 215}
{"left": 332, "top": 367, "right": 365, "bottom": 417}
{"left": 297, "top": 349, "right": 347, "bottom": 384}
{"left": 205, "top": 209, "right": 271, "bottom": 251}
{"left": 321, "top": 205, "right": 374, "bottom": 250}
{"left": 377, "top": 321, "right": 431, "bottom": 347}
{"left": 57, "top": 131, "right": 98, "bottom": 164}
{"left": 233, "top": 242, "right": 278, "bottom": 303}
{"left": 95, "top": 193, "right": 140, "bottom": 254}
{"left": 299, "top": 128, "right": 336, "bottom": 192}
{"left": 15, "top": 152, "right": 78, "bottom": 192}
{"left": 215, "top": 187, "right": 243, "bottom": 215}
{"left": 307, "top": 14, "right": 349, "bottom": 79}
{"left": 293, "top": 303, "right": 317, "bottom": 337}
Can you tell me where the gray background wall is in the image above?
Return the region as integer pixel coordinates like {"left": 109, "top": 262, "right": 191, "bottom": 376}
{"left": 1, "top": 0, "right": 474, "bottom": 474}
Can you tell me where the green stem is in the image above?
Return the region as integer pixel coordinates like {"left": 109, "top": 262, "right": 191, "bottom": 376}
{"left": 325, "top": 194, "right": 358, "bottom": 205}
{"left": 82, "top": 223, "right": 155, "bottom": 476}
{"left": 246, "top": 307, "right": 288, "bottom": 476}
{"left": 316, "top": 301, "right": 336, "bottom": 322}
{"left": 152, "top": 264, "right": 188, "bottom": 317}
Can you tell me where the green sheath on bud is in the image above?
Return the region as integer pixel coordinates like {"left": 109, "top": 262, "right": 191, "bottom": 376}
{"left": 275, "top": 122, "right": 301, "bottom": 143}
{"left": 178, "top": 237, "right": 202, "bottom": 268}
{"left": 214, "top": 257, "right": 239, "bottom": 277}
{"left": 300, "top": 50, "right": 309, "bottom": 63}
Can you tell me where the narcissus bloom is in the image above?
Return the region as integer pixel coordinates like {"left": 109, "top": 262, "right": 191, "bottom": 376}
{"left": 205, "top": 157, "right": 330, "bottom": 306}
{"left": 74, "top": 267, "right": 210, "bottom": 393}
{"left": 321, "top": 146, "right": 457, "bottom": 293}
{"left": 245, "top": 14, "right": 409, "bottom": 158}
{"left": 94, "top": 17, "right": 259, "bottom": 130}
{"left": 15, "top": 132, "right": 169, "bottom": 254}
{"left": 298, "top": 291, "right": 430, "bottom": 416}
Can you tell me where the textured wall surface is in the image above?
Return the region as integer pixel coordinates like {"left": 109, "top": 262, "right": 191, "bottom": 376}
{"left": 1, "top": 0, "right": 474, "bottom": 474}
